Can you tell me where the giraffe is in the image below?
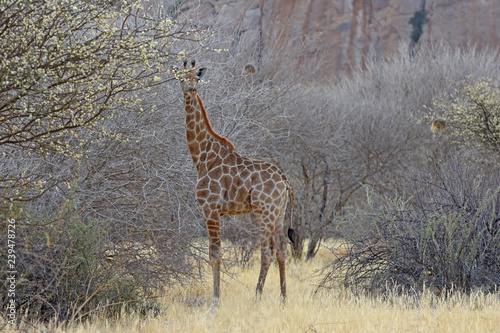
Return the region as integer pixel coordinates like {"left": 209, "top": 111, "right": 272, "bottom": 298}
{"left": 175, "top": 60, "right": 295, "bottom": 308}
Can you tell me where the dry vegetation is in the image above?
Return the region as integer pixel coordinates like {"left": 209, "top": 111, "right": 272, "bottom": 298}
{"left": 2, "top": 0, "right": 500, "bottom": 330}
{"left": 3, "top": 242, "right": 500, "bottom": 332}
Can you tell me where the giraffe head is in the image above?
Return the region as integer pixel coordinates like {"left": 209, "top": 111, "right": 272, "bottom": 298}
{"left": 176, "top": 59, "right": 207, "bottom": 96}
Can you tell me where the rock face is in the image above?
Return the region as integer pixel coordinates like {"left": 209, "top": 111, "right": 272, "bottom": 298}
{"left": 176, "top": 0, "right": 500, "bottom": 77}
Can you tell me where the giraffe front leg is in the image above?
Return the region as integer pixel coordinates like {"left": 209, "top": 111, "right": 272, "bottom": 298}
{"left": 209, "top": 235, "right": 221, "bottom": 305}
{"left": 203, "top": 206, "right": 222, "bottom": 308}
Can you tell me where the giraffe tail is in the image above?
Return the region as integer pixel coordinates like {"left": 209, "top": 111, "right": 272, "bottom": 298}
{"left": 286, "top": 180, "right": 295, "bottom": 245}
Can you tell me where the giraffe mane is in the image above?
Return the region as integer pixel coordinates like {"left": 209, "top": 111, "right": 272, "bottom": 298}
{"left": 196, "top": 94, "right": 235, "bottom": 151}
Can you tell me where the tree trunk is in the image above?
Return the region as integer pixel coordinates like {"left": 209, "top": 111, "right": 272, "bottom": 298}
{"left": 306, "top": 236, "right": 321, "bottom": 260}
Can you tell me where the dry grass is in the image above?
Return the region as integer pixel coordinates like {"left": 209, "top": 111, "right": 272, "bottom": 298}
{"left": 5, "top": 241, "right": 500, "bottom": 333}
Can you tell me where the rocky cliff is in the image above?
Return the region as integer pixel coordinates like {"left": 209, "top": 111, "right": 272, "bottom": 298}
{"left": 174, "top": 0, "right": 499, "bottom": 77}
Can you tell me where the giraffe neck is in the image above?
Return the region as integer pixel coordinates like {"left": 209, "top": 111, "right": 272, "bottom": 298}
{"left": 183, "top": 93, "right": 234, "bottom": 170}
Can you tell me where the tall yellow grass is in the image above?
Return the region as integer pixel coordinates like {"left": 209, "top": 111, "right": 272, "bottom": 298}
{"left": 5, "top": 243, "right": 500, "bottom": 332}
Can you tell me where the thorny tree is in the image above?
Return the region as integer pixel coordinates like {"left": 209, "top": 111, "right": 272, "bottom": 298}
{"left": 0, "top": 0, "right": 213, "bottom": 204}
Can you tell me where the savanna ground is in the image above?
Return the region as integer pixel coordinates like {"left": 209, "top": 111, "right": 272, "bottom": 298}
{"left": 5, "top": 241, "right": 500, "bottom": 333}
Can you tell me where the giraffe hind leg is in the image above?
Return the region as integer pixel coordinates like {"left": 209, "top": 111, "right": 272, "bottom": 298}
{"left": 255, "top": 212, "right": 275, "bottom": 297}
{"left": 276, "top": 232, "right": 287, "bottom": 301}
{"left": 256, "top": 243, "right": 273, "bottom": 297}
{"left": 276, "top": 202, "right": 288, "bottom": 301}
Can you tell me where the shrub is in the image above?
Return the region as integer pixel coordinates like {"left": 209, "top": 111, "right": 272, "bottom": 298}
{"left": 278, "top": 44, "right": 500, "bottom": 259}
{"left": 0, "top": 199, "right": 156, "bottom": 323}
{"left": 429, "top": 77, "right": 500, "bottom": 155}
{"left": 319, "top": 155, "right": 500, "bottom": 295}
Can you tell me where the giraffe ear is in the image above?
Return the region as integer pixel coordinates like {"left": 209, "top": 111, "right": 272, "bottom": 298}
{"left": 197, "top": 67, "right": 207, "bottom": 79}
